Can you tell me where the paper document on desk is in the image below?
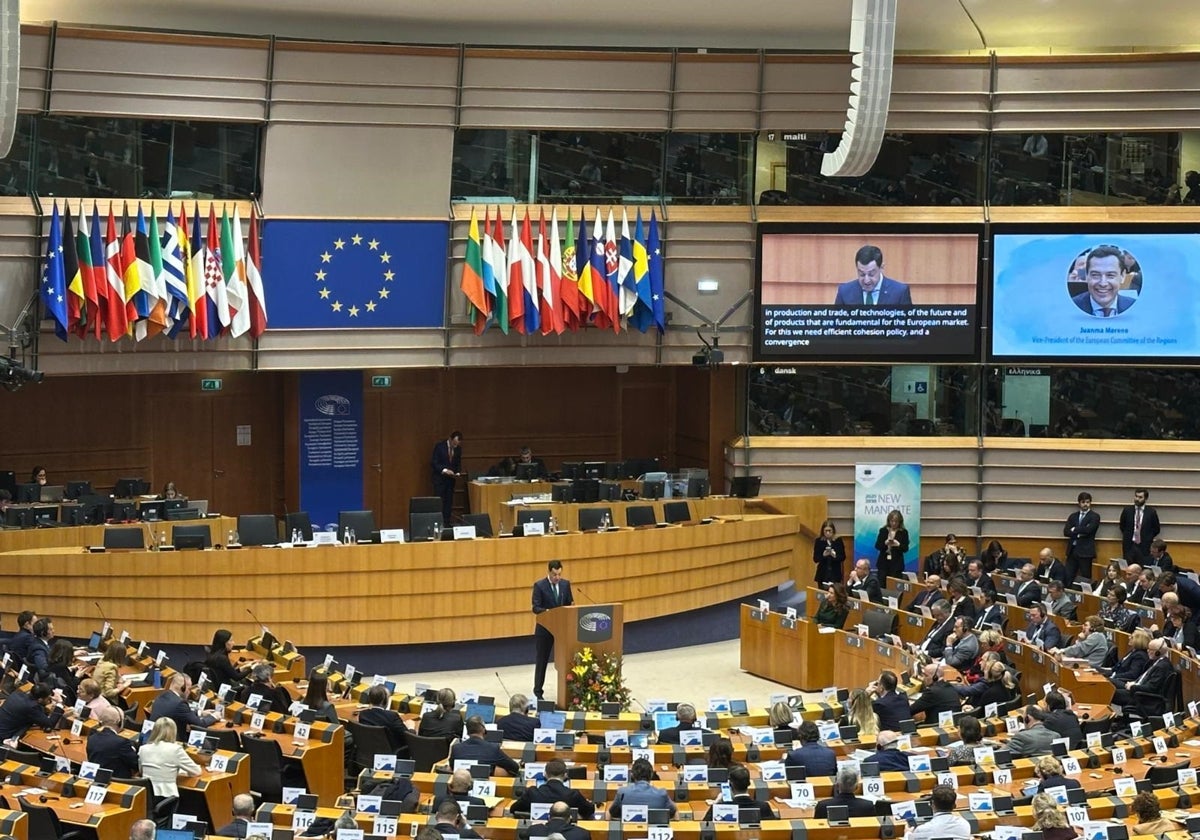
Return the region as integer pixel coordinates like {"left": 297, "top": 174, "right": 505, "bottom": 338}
{"left": 817, "top": 625, "right": 837, "bottom": 634}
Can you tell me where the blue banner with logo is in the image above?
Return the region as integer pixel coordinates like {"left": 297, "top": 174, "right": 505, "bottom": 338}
{"left": 299, "top": 371, "right": 363, "bottom": 531}
{"left": 854, "top": 463, "right": 922, "bottom": 572}
{"left": 262, "top": 220, "right": 449, "bottom": 328}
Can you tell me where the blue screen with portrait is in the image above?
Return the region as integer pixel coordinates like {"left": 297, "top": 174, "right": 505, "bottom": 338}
{"left": 991, "top": 230, "right": 1200, "bottom": 360}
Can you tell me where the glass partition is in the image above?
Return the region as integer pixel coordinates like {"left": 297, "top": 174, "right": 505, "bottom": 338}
{"left": 747, "top": 364, "right": 980, "bottom": 437}
{"left": 754, "top": 131, "right": 985, "bottom": 206}
{"left": 990, "top": 131, "right": 1184, "bottom": 207}
{"left": 33, "top": 115, "right": 259, "bottom": 200}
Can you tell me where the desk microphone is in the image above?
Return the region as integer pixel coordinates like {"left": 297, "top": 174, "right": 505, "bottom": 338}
{"left": 94, "top": 602, "right": 109, "bottom": 626}
{"left": 630, "top": 696, "right": 649, "bottom": 714}
{"left": 574, "top": 587, "right": 596, "bottom": 605}
{"left": 246, "top": 608, "right": 272, "bottom": 638}
{"left": 495, "top": 672, "right": 516, "bottom": 706}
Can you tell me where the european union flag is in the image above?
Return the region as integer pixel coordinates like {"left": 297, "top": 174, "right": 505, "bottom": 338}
{"left": 261, "top": 219, "right": 449, "bottom": 329}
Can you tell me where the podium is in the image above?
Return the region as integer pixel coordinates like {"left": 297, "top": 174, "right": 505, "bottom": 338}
{"left": 536, "top": 603, "right": 624, "bottom": 708}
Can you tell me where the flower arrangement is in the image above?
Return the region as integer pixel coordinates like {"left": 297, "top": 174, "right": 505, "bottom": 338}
{"left": 564, "top": 646, "right": 631, "bottom": 711}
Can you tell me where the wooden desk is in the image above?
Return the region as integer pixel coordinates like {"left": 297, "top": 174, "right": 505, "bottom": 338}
{"left": 208, "top": 701, "right": 344, "bottom": 806}
{"left": 0, "top": 509, "right": 810, "bottom": 647}
{"left": 0, "top": 808, "right": 25, "bottom": 840}
{"left": 739, "top": 605, "right": 835, "bottom": 690}
{"left": 19, "top": 728, "right": 250, "bottom": 829}
{"left": 0, "top": 760, "right": 142, "bottom": 840}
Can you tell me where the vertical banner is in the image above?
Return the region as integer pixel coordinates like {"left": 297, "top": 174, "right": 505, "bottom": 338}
{"left": 854, "top": 464, "right": 922, "bottom": 572}
{"left": 299, "top": 371, "right": 364, "bottom": 531}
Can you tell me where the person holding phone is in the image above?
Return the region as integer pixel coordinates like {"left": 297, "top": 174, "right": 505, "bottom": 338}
{"left": 812, "top": 519, "right": 846, "bottom": 587}
{"left": 875, "top": 509, "right": 909, "bottom": 580}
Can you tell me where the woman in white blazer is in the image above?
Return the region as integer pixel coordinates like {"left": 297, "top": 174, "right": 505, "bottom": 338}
{"left": 138, "top": 717, "right": 201, "bottom": 797}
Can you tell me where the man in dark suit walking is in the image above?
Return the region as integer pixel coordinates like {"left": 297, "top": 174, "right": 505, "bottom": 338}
{"left": 833, "top": 245, "right": 913, "bottom": 306}
{"left": 1063, "top": 491, "right": 1100, "bottom": 584}
{"left": 532, "top": 559, "right": 574, "bottom": 700}
{"left": 1118, "top": 488, "right": 1160, "bottom": 565}
{"left": 431, "top": 430, "right": 463, "bottom": 524}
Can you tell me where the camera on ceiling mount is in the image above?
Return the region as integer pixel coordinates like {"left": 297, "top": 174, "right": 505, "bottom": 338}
{"left": 692, "top": 330, "right": 724, "bottom": 367}
{"left": 0, "top": 355, "right": 44, "bottom": 392}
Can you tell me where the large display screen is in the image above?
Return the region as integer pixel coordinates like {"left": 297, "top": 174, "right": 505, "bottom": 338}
{"left": 991, "top": 228, "right": 1200, "bottom": 361}
{"left": 756, "top": 225, "right": 981, "bottom": 361}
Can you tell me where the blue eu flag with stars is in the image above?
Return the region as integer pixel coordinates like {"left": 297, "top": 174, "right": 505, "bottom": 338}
{"left": 261, "top": 219, "right": 449, "bottom": 329}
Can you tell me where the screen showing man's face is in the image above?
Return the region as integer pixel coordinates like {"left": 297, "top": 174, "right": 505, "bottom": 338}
{"left": 1085, "top": 255, "right": 1121, "bottom": 307}
{"left": 855, "top": 260, "right": 883, "bottom": 292}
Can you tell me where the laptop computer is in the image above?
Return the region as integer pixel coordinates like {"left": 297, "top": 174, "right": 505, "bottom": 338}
{"left": 39, "top": 485, "right": 66, "bottom": 502}
{"left": 190, "top": 499, "right": 210, "bottom": 517}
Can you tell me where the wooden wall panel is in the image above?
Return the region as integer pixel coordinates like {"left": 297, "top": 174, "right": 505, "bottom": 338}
{"left": 7, "top": 367, "right": 731, "bottom": 529}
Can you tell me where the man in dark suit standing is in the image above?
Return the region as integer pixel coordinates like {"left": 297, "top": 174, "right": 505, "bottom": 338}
{"left": 1063, "top": 491, "right": 1100, "bottom": 584}
{"left": 532, "top": 559, "right": 574, "bottom": 700}
{"left": 1118, "top": 488, "right": 1160, "bottom": 565}
{"left": 833, "top": 245, "right": 913, "bottom": 306}
{"left": 431, "top": 430, "right": 463, "bottom": 524}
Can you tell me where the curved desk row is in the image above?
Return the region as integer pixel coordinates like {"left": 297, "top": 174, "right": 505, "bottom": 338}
{"left": 0, "top": 508, "right": 815, "bottom": 648}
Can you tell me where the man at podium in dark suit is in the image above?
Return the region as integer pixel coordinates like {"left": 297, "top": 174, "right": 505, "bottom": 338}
{"left": 532, "top": 559, "right": 574, "bottom": 700}
{"left": 832, "top": 245, "right": 912, "bottom": 307}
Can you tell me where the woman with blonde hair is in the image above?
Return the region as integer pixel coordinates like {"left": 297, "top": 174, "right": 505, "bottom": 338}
{"left": 842, "top": 688, "right": 879, "bottom": 736}
{"left": 768, "top": 701, "right": 796, "bottom": 732}
{"left": 138, "top": 717, "right": 201, "bottom": 797}
{"left": 92, "top": 641, "right": 129, "bottom": 705}
{"left": 1031, "top": 793, "right": 1080, "bottom": 840}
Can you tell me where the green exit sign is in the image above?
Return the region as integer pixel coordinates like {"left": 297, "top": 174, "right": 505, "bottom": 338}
{"left": 200, "top": 378, "right": 223, "bottom": 391}
{"left": 371, "top": 375, "right": 392, "bottom": 388}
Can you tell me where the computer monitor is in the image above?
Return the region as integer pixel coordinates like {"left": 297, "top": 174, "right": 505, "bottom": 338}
{"left": 172, "top": 524, "right": 211, "bottom": 549}
{"left": 729, "top": 475, "right": 762, "bottom": 498}
{"left": 3, "top": 506, "right": 33, "bottom": 528}
{"left": 338, "top": 510, "right": 377, "bottom": 540}
{"left": 687, "top": 476, "right": 710, "bottom": 499}
{"left": 578, "top": 507, "right": 611, "bottom": 532}
{"left": 514, "top": 463, "right": 540, "bottom": 482}
{"left": 15, "top": 482, "right": 39, "bottom": 503}
{"left": 0, "top": 470, "right": 14, "bottom": 498}
{"left": 409, "top": 511, "right": 443, "bottom": 541}
{"left": 582, "top": 461, "right": 606, "bottom": 479}
{"left": 653, "top": 711, "right": 679, "bottom": 731}
{"left": 39, "top": 485, "right": 65, "bottom": 502}
{"left": 515, "top": 509, "right": 551, "bottom": 528}
{"left": 165, "top": 506, "right": 200, "bottom": 521}
{"left": 163, "top": 498, "right": 187, "bottom": 511}
{"left": 103, "top": 527, "right": 146, "bottom": 550}
{"left": 560, "top": 462, "right": 583, "bottom": 480}
{"left": 285, "top": 511, "right": 313, "bottom": 541}
{"left": 31, "top": 505, "right": 58, "bottom": 524}
{"left": 550, "top": 483, "right": 574, "bottom": 503}
{"left": 641, "top": 480, "right": 665, "bottom": 500}
{"left": 64, "top": 480, "right": 92, "bottom": 500}
{"left": 139, "top": 501, "right": 166, "bottom": 521}
{"left": 113, "top": 477, "right": 149, "bottom": 498}
{"left": 237, "top": 514, "right": 280, "bottom": 546}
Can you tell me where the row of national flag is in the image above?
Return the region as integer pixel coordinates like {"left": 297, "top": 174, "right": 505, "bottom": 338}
{"left": 460, "top": 206, "right": 665, "bottom": 336}
{"left": 39, "top": 201, "right": 268, "bottom": 342}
